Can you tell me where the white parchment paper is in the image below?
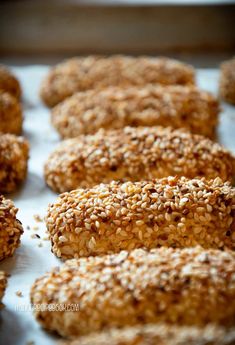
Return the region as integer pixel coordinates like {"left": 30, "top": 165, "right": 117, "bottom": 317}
{"left": 0, "top": 66, "right": 234, "bottom": 345}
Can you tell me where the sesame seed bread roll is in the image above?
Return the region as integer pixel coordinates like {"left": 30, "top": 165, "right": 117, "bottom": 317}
{"left": 0, "top": 65, "right": 21, "bottom": 100}
{"left": 0, "top": 91, "right": 23, "bottom": 135}
{"left": 46, "top": 177, "right": 235, "bottom": 260}
{"left": 63, "top": 324, "right": 235, "bottom": 345}
{"left": 44, "top": 126, "right": 235, "bottom": 193}
{"left": 40, "top": 56, "right": 195, "bottom": 107}
{"left": 52, "top": 85, "right": 219, "bottom": 139}
{"left": 0, "top": 195, "right": 23, "bottom": 261}
{"left": 31, "top": 247, "right": 235, "bottom": 338}
{"left": 219, "top": 58, "right": 235, "bottom": 105}
{"left": 0, "top": 134, "right": 29, "bottom": 193}
{"left": 0, "top": 271, "right": 7, "bottom": 307}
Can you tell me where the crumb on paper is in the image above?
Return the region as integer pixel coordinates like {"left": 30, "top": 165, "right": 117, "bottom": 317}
{"left": 34, "top": 214, "right": 43, "bottom": 222}
{"left": 32, "top": 226, "right": 39, "bottom": 231}
{"left": 31, "top": 233, "right": 41, "bottom": 239}
{"left": 26, "top": 225, "right": 30, "bottom": 230}
{"left": 16, "top": 291, "right": 23, "bottom": 297}
{"left": 38, "top": 242, "right": 43, "bottom": 247}
{"left": 31, "top": 234, "right": 39, "bottom": 239}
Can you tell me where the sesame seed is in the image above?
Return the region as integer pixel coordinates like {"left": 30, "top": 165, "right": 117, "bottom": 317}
{"left": 41, "top": 56, "right": 195, "bottom": 108}
{"left": 44, "top": 126, "right": 235, "bottom": 194}
{"left": 0, "top": 134, "right": 29, "bottom": 193}
{"left": 45, "top": 177, "right": 235, "bottom": 260}
{"left": 30, "top": 247, "right": 235, "bottom": 338}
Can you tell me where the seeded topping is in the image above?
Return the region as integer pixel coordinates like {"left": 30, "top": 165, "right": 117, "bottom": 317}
{"left": 0, "top": 91, "right": 23, "bottom": 135}
{"left": 0, "top": 133, "right": 29, "bottom": 193}
{"left": 31, "top": 246, "right": 235, "bottom": 338}
{"left": 0, "top": 195, "right": 24, "bottom": 261}
{"left": 46, "top": 176, "right": 235, "bottom": 260}
{"left": 52, "top": 85, "right": 219, "bottom": 139}
{"left": 40, "top": 56, "right": 195, "bottom": 107}
{"left": 219, "top": 58, "right": 235, "bottom": 105}
{"left": 63, "top": 324, "right": 235, "bottom": 345}
{"left": 44, "top": 126, "right": 235, "bottom": 193}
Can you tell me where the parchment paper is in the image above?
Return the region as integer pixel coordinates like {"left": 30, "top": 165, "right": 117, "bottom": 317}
{"left": 0, "top": 66, "right": 234, "bottom": 345}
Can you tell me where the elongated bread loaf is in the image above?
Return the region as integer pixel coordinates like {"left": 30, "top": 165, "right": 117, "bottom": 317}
{"left": 44, "top": 126, "right": 235, "bottom": 193}
{"left": 0, "top": 65, "right": 21, "bottom": 100}
{"left": 40, "top": 56, "right": 195, "bottom": 107}
{"left": 0, "top": 91, "right": 23, "bottom": 135}
{"left": 46, "top": 177, "right": 235, "bottom": 260}
{"left": 0, "top": 134, "right": 29, "bottom": 193}
{"left": 52, "top": 85, "right": 219, "bottom": 139}
{"left": 31, "top": 247, "right": 235, "bottom": 338}
{"left": 0, "top": 195, "right": 23, "bottom": 261}
{"left": 219, "top": 58, "right": 235, "bottom": 105}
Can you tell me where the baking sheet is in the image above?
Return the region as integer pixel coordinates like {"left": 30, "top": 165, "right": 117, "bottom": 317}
{"left": 0, "top": 66, "right": 235, "bottom": 345}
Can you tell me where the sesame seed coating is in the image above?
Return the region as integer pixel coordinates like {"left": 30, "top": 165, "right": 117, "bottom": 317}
{"left": 0, "top": 91, "right": 23, "bottom": 135}
{"left": 0, "top": 195, "right": 23, "bottom": 261}
{"left": 46, "top": 177, "right": 235, "bottom": 260}
{"left": 44, "top": 126, "right": 235, "bottom": 193}
{"left": 52, "top": 85, "right": 219, "bottom": 139}
{"left": 63, "top": 324, "right": 235, "bottom": 345}
{"left": 0, "top": 65, "right": 21, "bottom": 100}
{"left": 30, "top": 247, "right": 235, "bottom": 338}
{"left": 40, "top": 56, "right": 195, "bottom": 107}
{"left": 0, "top": 134, "right": 29, "bottom": 193}
{"left": 219, "top": 58, "right": 235, "bottom": 105}
{"left": 0, "top": 271, "right": 7, "bottom": 307}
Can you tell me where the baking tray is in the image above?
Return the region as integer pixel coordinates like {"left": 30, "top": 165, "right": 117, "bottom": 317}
{"left": 0, "top": 65, "right": 235, "bottom": 345}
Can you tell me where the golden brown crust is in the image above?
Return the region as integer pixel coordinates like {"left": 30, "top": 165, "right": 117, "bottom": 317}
{"left": 219, "top": 58, "right": 235, "bottom": 105}
{"left": 62, "top": 324, "right": 235, "bottom": 345}
{"left": 31, "top": 247, "right": 235, "bottom": 338}
{"left": 52, "top": 85, "right": 219, "bottom": 139}
{"left": 44, "top": 126, "right": 235, "bottom": 193}
{"left": 0, "top": 196, "right": 23, "bottom": 261}
{"left": 0, "top": 271, "right": 7, "bottom": 307}
{"left": 0, "top": 65, "right": 21, "bottom": 100}
{"left": 0, "top": 134, "right": 29, "bottom": 193}
{"left": 46, "top": 177, "right": 235, "bottom": 260}
{"left": 0, "top": 91, "right": 23, "bottom": 135}
{"left": 40, "top": 56, "right": 195, "bottom": 107}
